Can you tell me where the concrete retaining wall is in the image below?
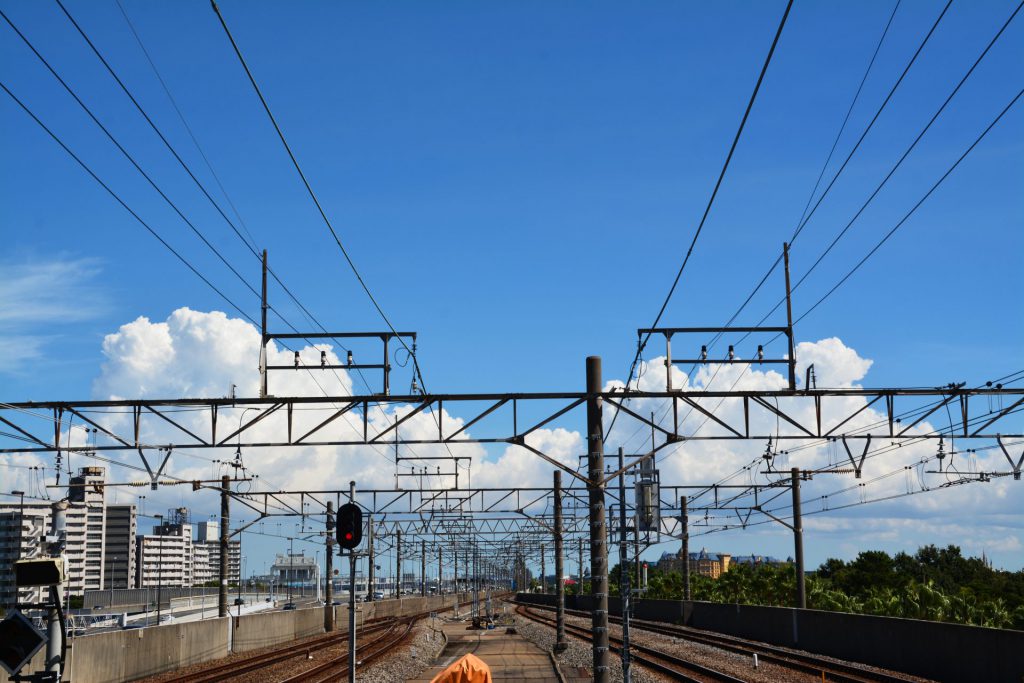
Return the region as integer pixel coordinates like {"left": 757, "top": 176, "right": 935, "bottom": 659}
{"left": 21, "top": 617, "right": 231, "bottom": 683}
{"left": 31, "top": 591, "right": 492, "bottom": 682}
{"left": 516, "top": 593, "right": 1023, "bottom": 683}
{"left": 231, "top": 605, "right": 324, "bottom": 652}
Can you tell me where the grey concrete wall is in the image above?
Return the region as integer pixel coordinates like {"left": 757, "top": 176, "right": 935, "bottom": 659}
{"left": 20, "top": 617, "right": 233, "bottom": 683}
{"left": 18, "top": 591, "right": 492, "bottom": 682}
{"left": 516, "top": 593, "right": 1024, "bottom": 683}
{"left": 232, "top": 605, "right": 323, "bottom": 652}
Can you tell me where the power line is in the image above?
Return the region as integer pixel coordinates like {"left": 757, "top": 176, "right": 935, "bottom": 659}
{"left": 606, "top": 0, "right": 794, "bottom": 444}
{"left": 0, "top": 8, "right": 260, "bottom": 301}
{"left": 697, "top": 0, "right": 952, "bottom": 360}
{"left": 209, "top": 0, "right": 427, "bottom": 391}
{"left": 788, "top": 86, "right": 1023, "bottom": 331}
{"left": 757, "top": 0, "right": 1023, "bottom": 327}
{"left": 113, "top": 0, "right": 260, "bottom": 254}
{"left": 631, "top": 0, "right": 794, "bottom": 371}
{"left": 702, "top": 0, "right": 903, "bottom": 351}
{"left": 60, "top": 0, "right": 371, "bottom": 378}
{"left": 0, "top": 80, "right": 257, "bottom": 324}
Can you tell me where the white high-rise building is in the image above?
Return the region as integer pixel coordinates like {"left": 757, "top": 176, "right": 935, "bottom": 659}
{"left": 0, "top": 466, "right": 108, "bottom": 607}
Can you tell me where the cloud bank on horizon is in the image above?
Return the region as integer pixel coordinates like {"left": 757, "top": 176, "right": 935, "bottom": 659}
{"left": 3, "top": 307, "right": 1021, "bottom": 567}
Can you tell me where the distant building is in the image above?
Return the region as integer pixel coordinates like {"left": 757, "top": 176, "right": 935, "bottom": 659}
{"left": 731, "top": 553, "right": 786, "bottom": 568}
{"left": 657, "top": 548, "right": 732, "bottom": 578}
{"left": 0, "top": 467, "right": 109, "bottom": 605}
{"left": 195, "top": 519, "right": 241, "bottom": 585}
{"left": 103, "top": 504, "right": 137, "bottom": 589}
{"left": 272, "top": 553, "right": 318, "bottom": 587}
{"left": 135, "top": 509, "right": 194, "bottom": 588}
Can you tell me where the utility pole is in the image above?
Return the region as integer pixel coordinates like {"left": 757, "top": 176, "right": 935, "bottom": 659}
{"left": 259, "top": 249, "right": 268, "bottom": 399}
{"left": 437, "top": 546, "right": 442, "bottom": 596}
{"left": 578, "top": 538, "right": 583, "bottom": 593}
{"left": 784, "top": 242, "right": 797, "bottom": 392}
{"left": 219, "top": 475, "right": 229, "bottom": 617}
{"left": 395, "top": 530, "right": 402, "bottom": 598}
{"left": 553, "top": 469, "right": 566, "bottom": 652}
{"left": 586, "top": 356, "right": 609, "bottom": 682}
{"left": 46, "top": 500, "right": 68, "bottom": 679}
{"left": 618, "top": 448, "right": 632, "bottom": 683}
{"left": 421, "top": 540, "right": 427, "bottom": 596}
{"left": 681, "top": 495, "right": 690, "bottom": 601}
{"left": 156, "top": 514, "right": 164, "bottom": 623}
{"left": 325, "top": 500, "right": 334, "bottom": 631}
{"left": 367, "top": 517, "right": 374, "bottom": 602}
{"left": 347, "top": 482, "right": 356, "bottom": 683}
{"left": 540, "top": 543, "right": 546, "bottom": 594}
{"left": 454, "top": 547, "right": 459, "bottom": 614}
{"left": 792, "top": 468, "right": 806, "bottom": 608}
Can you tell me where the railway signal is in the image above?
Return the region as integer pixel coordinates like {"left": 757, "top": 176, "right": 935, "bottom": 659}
{"left": 337, "top": 502, "right": 363, "bottom": 550}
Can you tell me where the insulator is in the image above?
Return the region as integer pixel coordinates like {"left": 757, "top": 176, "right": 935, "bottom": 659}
{"left": 728, "top": 345, "right": 735, "bottom": 360}
{"left": 347, "top": 350, "right": 354, "bottom": 366}
{"left": 700, "top": 345, "right": 707, "bottom": 361}
{"left": 757, "top": 345, "right": 764, "bottom": 361}
{"left": 294, "top": 351, "right": 300, "bottom": 368}
{"left": 320, "top": 350, "right": 327, "bottom": 367}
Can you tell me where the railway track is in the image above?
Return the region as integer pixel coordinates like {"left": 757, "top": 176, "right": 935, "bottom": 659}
{"left": 517, "top": 604, "right": 745, "bottom": 682}
{"left": 165, "top": 617, "right": 398, "bottom": 683}
{"left": 520, "top": 601, "right": 919, "bottom": 683}
{"left": 161, "top": 596, "right": 503, "bottom": 683}
{"left": 277, "top": 615, "right": 418, "bottom": 683}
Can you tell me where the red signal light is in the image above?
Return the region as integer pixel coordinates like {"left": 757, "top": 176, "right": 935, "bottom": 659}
{"left": 345, "top": 532, "right": 353, "bottom": 540}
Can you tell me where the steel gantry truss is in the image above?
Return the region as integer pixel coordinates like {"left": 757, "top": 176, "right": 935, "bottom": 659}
{"left": 3, "top": 365, "right": 1021, "bottom": 683}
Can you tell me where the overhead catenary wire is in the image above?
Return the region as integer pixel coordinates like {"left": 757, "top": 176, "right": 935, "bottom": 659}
{"left": 6, "top": 6, "right": 415, "bottom": 473}
{"left": 209, "top": 0, "right": 428, "bottom": 393}
{"left": 0, "top": 9, "right": 261, "bottom": 303}
{"left": 0, "top": 80, "right": 257, "bottom": 325}
{"left": 606, "top": 0, "right": 794, "bottom": 445}
{"left": 54, "top": 1, "right": 379, "bottom": 394}
{"left": 752, "top": 0, "right": 1024, "bottom": 330}
{"left": 698, "top": 0, "right": 953, "bottom": 360}
{"left": 784, "top": 86, "right": 1024, "bottom": 334}
{"left": 701, "top": 0, "right": 903, "bottom": 354}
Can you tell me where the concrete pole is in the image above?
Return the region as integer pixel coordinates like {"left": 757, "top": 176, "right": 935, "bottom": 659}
{"left": 46, "top": 500, "right": 68, "bottom": 679}
{"left": 325, "top": 500, "right": 334, "bottom": 631}
{"left": 586, "top": 356, "right": 610, "bottom": 682}
{"left": 540, "top": 543, "right": 546, "bottom": 594}
{"left": 437, "top": 546, "right": 442, "bottom": 595}
{"left": 792, "top": 468, "right": 806, "bottom": 608}
{"left": 578, "top": 538, "right": 584, "bottom": 591}
{"left": 681, "top": 495, "right": 690, "bottom": 601}
{"left": 347, "top": 482, "right": 356, "bottom": 683}
{"left": 367, "top": 517, "right": 375, "bottom": 602}
{"left": 259, "top": 250, "right": 268, "bottom": 399}
{"left": 421, "top": 541, "right": 427, "bottom": 596}
{"left": 395, "top": 529, "right": 402, "bottom": 598}
{"left": 454, "top": 548, "right": 459, "bottom": 614}
{"left": 218, "top": 475, "right": 229, "bottom": 617}
{"left": 618, "top": 448, "right": 632, "bottom": 683}
{"left": 784, "top": 242, "right": 797, "bottom": 392}
{"left": 553, "top": 469, "right": 566, "bottom": 652}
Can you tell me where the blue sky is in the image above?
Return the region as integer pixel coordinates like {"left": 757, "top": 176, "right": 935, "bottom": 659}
{"left": 2, "top": 1, "right": 1022, "bottom": 575}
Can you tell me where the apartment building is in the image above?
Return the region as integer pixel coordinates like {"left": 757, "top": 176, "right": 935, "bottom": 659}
{"left": 103, "top": 504, "right": 137, "bottom": 589}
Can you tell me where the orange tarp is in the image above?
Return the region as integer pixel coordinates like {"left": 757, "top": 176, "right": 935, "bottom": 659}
{"left": 429, "top": 652, "right": 493, "bottom": 683}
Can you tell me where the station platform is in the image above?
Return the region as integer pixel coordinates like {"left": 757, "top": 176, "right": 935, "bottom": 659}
{"left": 408, "top": 620, "right": 574, "bottom": 682}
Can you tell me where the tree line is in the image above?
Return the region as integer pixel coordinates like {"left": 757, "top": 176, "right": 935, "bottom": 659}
{"left": 596, "top": 545, "right": 1023, "bottom": 630}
